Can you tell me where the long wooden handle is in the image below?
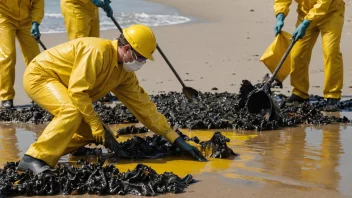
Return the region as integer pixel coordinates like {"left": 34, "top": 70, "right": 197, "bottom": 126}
{"left": 268, "top": 38, "right": 296, "bottom": 84}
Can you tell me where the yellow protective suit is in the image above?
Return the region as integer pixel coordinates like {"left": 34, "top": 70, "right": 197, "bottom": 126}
{"left": 0, "top": 0, "right": 44, "bottom": 101}
{"left": 60, "top": 0, "right": 100, "bottom": 40}
{"left": 260, "top": 31, "right": 292, "bottom": 82}
{"left": 23, "top": 38, "right": 179, "bottom": 167}
{"left": 274, "top": 0, "right": 345, "bottom": 99}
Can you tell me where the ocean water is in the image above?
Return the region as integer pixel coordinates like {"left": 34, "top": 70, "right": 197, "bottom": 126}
{"left": 41, "top": 0, "right": 192, "bottom": 33}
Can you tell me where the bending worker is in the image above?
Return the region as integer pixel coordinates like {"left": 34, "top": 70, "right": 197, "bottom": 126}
{"left": 274, "top": 0, "right": 345, "bottom": 111}
{"left": 18, "top": 24, "right": 206, "bottom": 174}
{"left": 0, "top": 0, "right": 44, "bottom": 108}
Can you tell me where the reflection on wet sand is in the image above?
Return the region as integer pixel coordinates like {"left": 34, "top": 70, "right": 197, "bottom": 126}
{"left": 0, "top": 123, "right": 41, "bottom": 165}
{"left": 306, "top": 124, "right": 342, "bottom": 190}
{"left": 0, "top": 121, "right": 351, "bottom": 196}
{"left": 244, "top": 122, "right": 348, "bottom": 193}
{"left": 0, "top": 124, "right": 20, "bottom": 165}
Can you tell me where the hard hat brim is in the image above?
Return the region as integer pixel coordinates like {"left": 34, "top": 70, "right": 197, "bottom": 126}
{"left": 148, "top": 54, "right": 154, "bottom": 61}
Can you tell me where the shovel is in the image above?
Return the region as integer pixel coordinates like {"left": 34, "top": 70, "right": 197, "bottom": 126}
{"left": 246, "top": 38, "right": 296, "bottom": 120}
{"left": 101, "top": 119, "right": 129, "bottom": 158}
{"left": 101, "top": 3, "right": 199, "bottom": 102}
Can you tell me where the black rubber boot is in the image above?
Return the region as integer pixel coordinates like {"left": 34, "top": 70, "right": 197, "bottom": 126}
{"left": 1, "top": 99, "right": 13, "bottom": 109}
{"left": 17, "top": 155, "right": 51, "bottom": 175}
{"left": 324, "top": 98, "right": 340, "bottom": 112}
{"left": 285, "top": 94, "right": 309, "bottom": 106}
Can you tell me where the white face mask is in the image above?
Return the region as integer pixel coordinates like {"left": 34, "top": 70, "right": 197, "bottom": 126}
{"left": 123, "top": 50, "right": 146, "bottom": 72}
{"left": 123, "top": 61, "right": 145, "bottom": 72}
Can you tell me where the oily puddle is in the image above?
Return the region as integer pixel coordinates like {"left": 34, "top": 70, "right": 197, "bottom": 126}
{"left": 0, "top": 112, "right": 351, "bottom": 196}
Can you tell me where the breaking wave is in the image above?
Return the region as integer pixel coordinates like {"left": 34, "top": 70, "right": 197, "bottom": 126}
{"left": 40, "top": 12, "right": 191, "bottom": 34}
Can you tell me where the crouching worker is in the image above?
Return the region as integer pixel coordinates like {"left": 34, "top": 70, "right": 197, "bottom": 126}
{"left": 18, "top": 24, "right": 207, "bottom": 174}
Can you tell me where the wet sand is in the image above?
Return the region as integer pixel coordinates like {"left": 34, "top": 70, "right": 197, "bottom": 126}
{"left": 1, "top": 113, "right": 352, "bottom": 197}
{"left": 12, "top": 0, "right": 352, "bottom": 105}
{"left": 4, "top": 0, "right": 352, "bottom": 197}
{"left": 145, "top": 0, "right": 352, "bottom": 98}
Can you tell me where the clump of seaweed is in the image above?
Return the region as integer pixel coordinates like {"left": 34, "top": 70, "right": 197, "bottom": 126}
{"left": 0, "top": 159, "right": 194, "bottom": 196}
{"left": 200, "top": 132, "right": 237, "bottom": 158}
{"left": 71, "top": 147, "right": 103, "bottom": 156}
{"left": 1, "top": 79, "right": 350, "bottom": 131}
{"left": 117, "top": 125, "right": 149, "bottom": 135}
{"left": 69, "top": 131, "right": 237, "bottom": 160}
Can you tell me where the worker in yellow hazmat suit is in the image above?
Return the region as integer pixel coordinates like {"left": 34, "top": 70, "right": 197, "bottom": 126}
{"left": 61, "top": 0, "right": 114, "bottom": 102}
{"left": 274, "top": 0, "right": 345, "bottom": 112}
{"left": 60, "top": 0, "right": 113, "bottom": 40}
{"left": 0, "top": 0, "right": 44, "bottom": 108}
{"left": 17, "top": 24, "right": 207, "bottom": 174}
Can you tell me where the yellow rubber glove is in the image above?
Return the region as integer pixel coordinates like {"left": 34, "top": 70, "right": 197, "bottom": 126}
{"left": 91, "top": 121, "right": 105, "bottom": 145}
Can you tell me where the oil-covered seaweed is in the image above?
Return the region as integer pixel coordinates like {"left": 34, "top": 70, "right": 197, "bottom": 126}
{"left": 1, "top": 79, "right": 350, "bottom": 131}
{"left": 117, "top": 125, "right": 149, "bottom": 135}
{"left": 200, "top": 132, "right": 237, "bottom": 158}
{"left": 70, "top": 131, "right": 237, "bottom": 160}
{"left": 0, "top": 160, "right": 194, "bottom": 196}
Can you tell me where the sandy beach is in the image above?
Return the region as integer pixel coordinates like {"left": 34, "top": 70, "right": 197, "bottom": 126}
{"left": 12, "top": 0, "right": 352, "bottom": 105}
{"left": 6, "top": 0, "right": 352, "bottom": 197}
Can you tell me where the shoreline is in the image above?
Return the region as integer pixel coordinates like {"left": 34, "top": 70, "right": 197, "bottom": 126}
{"left": 14, "top": 0, "right": 352, "bottom": 106}
{"left": 5, "top": 0, "right": 352, "bottom": 197}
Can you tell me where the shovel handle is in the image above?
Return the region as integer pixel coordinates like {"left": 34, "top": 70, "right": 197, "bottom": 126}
{"left": 156, "top": 44, "right": 186, "bottom": 88}
{"left": 109, "top": 13, "right": 123, "bottom": 33}
{"left": 101, "top": 2, "right": 187, "bottom": 88}
{"left": 33, "top": 35, "right": 47, "bottom": 50}
{"left": 37, "top": 39, "right": 47, "bottom": 50}
{"left": 268, "top": 38, "right": 296, "bottom": 84}
{"left": 100, "top": 1, "right": 122, "bottom": 32}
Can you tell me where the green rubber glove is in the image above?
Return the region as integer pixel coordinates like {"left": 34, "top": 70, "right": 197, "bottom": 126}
{"left": 31, "top": 22, "right": 40, "bottom": 39}
{"left": 292, "top": 19, "right": 310, "bottom": 40}
{"left": 92, "top": 0, "right": 113, "bottom": 17}
{"left": 173, "top": 137, "right": 207, "bottom": 162}
{"left": 274, "top": 13, "right": 285, "bottom": 36}
{"left": 91, "top": 0, "right": 103, "bottom": 7}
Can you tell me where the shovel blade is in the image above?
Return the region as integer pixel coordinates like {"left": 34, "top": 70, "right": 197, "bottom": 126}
{"left": 183, "top": 87, "right": 199, "bottom": 102}
{"left": 246, "top": 89, "right": 282, "bottom": 121}
{"left": 246, "top": 90, "right": 272, "bottom": 114}
{"left": 102, "top": 124, "right": 129, "bottom": 158}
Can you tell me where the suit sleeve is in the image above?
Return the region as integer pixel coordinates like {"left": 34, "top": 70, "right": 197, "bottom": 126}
{"left": 111, "top": 73, "right": 179, "bottom": 143}
{"left": 274, "top": 0, "right": 292, "bottom": 17}
{"left": 31, "top": 0, "right": 44, "bottom": 23}
{"left": 68, "top": 47, "right": 104, "bottom": 134}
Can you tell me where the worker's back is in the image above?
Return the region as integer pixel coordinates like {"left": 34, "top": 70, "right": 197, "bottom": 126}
{"left": 30, "top": 37, "right": 131, "bottom": 101}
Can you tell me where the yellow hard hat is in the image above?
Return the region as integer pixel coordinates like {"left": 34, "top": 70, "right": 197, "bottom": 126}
{"left": 123, "top": 24, "right": 157, "bottom": 61}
